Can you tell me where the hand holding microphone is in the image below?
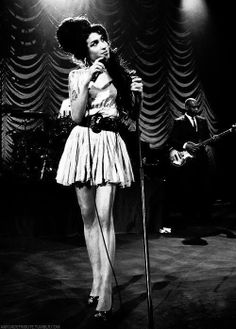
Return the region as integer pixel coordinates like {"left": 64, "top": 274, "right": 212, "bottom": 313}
{"left": 90, "top": 57, "right": 106, "bottom": 82}
{"left": 130, "top": 70, "right": 143, "bottom": 94}
{"left": 130, "top": 70, "right": 143, "bottom": 111}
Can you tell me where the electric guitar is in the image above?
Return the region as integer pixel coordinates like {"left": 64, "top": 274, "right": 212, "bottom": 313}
{"left": 170, "top": 123, "right": 236, "bottom": 167}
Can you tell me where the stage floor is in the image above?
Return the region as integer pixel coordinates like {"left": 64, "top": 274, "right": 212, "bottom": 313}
{"left": 1, "top": 222, "right": 236, "bottom": 329}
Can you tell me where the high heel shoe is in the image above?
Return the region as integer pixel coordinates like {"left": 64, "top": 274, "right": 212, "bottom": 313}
{"left": 93, "top": 309, "right": 112, "bottom": 322}
{"left": 87, "top": 295, "right": 99, "bottom": 307}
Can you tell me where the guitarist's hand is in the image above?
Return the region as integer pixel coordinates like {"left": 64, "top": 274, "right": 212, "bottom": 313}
{"left": 185, "top": 141, "right": 200, "bottom": 155}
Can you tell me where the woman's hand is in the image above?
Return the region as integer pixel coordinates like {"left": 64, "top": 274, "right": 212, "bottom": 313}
{"left": 87, "top": 57, "right": 106, "bottom": 83}
{"left": 130, "top": 75, "right": 143, "bottom": 94}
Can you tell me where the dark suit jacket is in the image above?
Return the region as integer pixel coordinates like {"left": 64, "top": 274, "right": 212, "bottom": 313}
{"left": 169, "top": 115, "right": 210, "bottom": 152}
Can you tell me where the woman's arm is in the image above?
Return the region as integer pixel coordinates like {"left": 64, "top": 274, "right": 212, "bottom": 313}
{"left": 69, "top": 69, "right": 90, "bottom": 124}
{"left": 69, "top": 59, "right": 106, "bottom": 123}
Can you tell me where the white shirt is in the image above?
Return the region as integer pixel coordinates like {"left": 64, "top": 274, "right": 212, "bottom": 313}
{"left": 185, "top": 113, "right": 198, "bottom": 131}
{"left": 183, "top": 114, "right": 198, "bottom": 150}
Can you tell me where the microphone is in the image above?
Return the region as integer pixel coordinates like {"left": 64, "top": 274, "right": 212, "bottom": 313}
{"left": 129, "top": 70, "right": 143, "bottom": 115}
{"left": 91, "top": 58, "right": 106, "bottom": 82}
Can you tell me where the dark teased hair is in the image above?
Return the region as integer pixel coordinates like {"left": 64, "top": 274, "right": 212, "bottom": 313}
{"left": 56, "top": 16, "right": 136, "bottom": 118}
{"left": 56, "top": 16, "right": 108, "bottom": 62}
{"left": 106, "top": 50, "right": 136, "bottom": 119}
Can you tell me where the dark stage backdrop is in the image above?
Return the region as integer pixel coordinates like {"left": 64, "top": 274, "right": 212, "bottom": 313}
{"left": 0, "top": 0, "right": 235, "bottom": 234}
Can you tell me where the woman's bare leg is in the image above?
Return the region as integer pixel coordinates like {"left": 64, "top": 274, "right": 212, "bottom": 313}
{"left": 75, "top": 185, "right": 101, "bottom": 297}
{"left": 95, "top": 184, "right": 116, "bottom": 311}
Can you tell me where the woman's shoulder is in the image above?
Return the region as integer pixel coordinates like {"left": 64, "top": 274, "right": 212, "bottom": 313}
{"left": 70, "top": 67, "right": 88, "bottom": 73}
{"left": 68, "top": 68, "right": 89, "bottom": 87}
{"left": 69, "top": 68, "right": 88, "bottom": 78}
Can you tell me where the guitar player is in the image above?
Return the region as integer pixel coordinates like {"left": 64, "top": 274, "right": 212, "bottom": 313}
{"left": 167, "top": 97, "right": 216, "bottom": 245}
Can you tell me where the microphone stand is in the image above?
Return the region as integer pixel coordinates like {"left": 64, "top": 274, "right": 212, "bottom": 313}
{"left": 135, "top": 93, "right": 154, "bottom": 329}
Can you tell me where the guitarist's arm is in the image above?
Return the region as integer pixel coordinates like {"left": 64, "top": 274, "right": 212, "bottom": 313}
{"left": 168, "top": 119, "right": 187, "bottom": 152}
{"left": 169, "top": 120, "right": 199, "bottom": 154}
{"left": 184, "top": 116, "right": 210, "bottom": 155}
{"left": 184, "top": 141, "right": 200, "bottom": 155}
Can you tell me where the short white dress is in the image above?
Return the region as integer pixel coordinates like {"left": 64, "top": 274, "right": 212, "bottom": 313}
{"left": 56, "top": 69, "right": 134, "bottom": 188}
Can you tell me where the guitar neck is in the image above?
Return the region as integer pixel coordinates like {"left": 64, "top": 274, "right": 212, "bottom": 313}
{"left": 200, "top": 128, "right": 233, "bottom": 147}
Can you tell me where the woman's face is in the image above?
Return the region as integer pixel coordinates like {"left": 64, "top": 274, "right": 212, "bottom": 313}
{"left": 86, "top": 32, "right": 110, "bottom": 63}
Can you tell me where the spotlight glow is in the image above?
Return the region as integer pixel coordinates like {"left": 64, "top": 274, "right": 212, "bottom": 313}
{"left": 181, "top": 0, "right": 209, "bottom": 32}
{"left": 41, "top": 0, "right": 92, "bottom": 16}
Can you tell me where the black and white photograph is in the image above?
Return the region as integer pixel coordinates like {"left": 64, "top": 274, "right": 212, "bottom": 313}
{"left": 0, "top": 0, "right": 236, "bottom": 328}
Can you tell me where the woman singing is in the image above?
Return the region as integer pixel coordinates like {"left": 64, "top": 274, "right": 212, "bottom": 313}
{"left": 56, "top": 16, "right": 143, "bottom": 322}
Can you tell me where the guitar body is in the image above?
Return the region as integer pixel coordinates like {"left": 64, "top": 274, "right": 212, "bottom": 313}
{"left": 169, "top": 149, "right": 193, "bottom": 167}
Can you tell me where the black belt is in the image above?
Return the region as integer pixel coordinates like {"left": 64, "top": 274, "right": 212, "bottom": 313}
{"left": 81, "top": 114, "right": 120, "bottom": 133}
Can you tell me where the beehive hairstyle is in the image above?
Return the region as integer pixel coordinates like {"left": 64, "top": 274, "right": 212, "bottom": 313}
{"left": 56, "top": 16, "right": 108, "bottom": 62}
